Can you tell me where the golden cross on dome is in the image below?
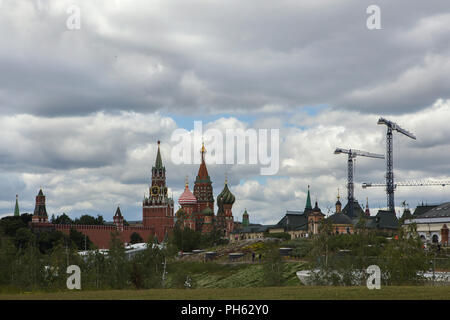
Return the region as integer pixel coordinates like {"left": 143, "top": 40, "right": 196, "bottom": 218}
{"left": 337, "top": 188, "right": 340, "bottom": 200}
{"left": 200, "top": 139, "right": 207, "bottom": 163}
{"left": 185, "top": 175, "right": 189, "bottom": 187}
{"left": 201, "top": 141, "right": 206, "bottom": 153}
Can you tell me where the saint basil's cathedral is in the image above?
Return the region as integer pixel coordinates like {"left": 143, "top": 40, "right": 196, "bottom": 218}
{"left": 177, "top": 142, "right": 235, "bottom": 236}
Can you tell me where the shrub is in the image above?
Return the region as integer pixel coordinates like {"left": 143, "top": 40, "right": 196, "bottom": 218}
{"left": 265, "top": 232, "right": 290, "bottom": 241}
{"left": 130, "top": 232, "right": 144, "bottom": 244}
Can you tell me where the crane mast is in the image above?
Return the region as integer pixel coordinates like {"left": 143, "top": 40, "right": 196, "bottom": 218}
{"left": 334, "top": 148, "right": 384, "bottom": 217}
{"left": 377, "top": 118, "right": 416, "bottom": 212}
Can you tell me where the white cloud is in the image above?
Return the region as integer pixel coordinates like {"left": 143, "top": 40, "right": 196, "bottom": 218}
{"left": 1, "top": 100, "right": 450, "bottom": 224}
{"left": 1, "top": 1, "right": 450, "bottom": 224}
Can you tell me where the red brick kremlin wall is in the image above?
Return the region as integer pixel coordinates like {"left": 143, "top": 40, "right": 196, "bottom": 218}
{"left": 54, "top": 224, "right": 155, "bottom": 249}
{"left": 143, "top": 206, "right": 173, "bottom": 242}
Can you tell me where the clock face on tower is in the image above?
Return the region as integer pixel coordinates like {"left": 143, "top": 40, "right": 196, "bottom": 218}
{"left": 151, "top": 186, "right": 160, "bottom": 196}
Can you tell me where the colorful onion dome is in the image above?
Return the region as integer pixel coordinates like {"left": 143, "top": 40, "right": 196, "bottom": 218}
{"left": 178, "top": 177, "right": 197, "bottom": 205}
{"left": 217, "top": 180, "right": 235, "bottom": 206}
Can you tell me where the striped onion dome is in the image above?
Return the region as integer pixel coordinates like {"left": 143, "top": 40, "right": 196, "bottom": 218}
{"left": 179, "top": 179, "right": 197, "bottom": 205}
{"left": 217, "top": 181, "right": 235, "bottom": 205}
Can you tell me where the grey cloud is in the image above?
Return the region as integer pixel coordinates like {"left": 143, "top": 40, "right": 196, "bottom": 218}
{"left": 1, "top": 1, "right": 449, "bottom": 116}
{"left": 1, "top": 1, "right": 450, "bottom": 223}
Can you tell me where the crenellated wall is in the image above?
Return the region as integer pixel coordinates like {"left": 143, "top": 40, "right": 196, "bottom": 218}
{"left": 54, "top": 224, "right": 155, "bottom": 249}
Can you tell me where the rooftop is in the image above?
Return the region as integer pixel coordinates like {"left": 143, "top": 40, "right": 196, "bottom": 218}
{"left": 327, "top": 213, "right": 353, "bottom": 225}
{"left": 419, "top": 202, "right": 450, "bottom": 219}
{"left": 274, "top": 211, "right": 308, "bottom": 231}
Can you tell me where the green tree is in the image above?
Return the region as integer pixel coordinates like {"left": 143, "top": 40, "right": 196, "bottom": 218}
{"left": 379, "top": 224, "right": 428, "bottom": 285}
{"left": 14, "top": 227, "right": 34, "bottom": 249}
{"left": 74, "top": 214, "right": 105, "bottom": 226}
{"left": 262, "top": 243, "right": 284, "bottom": 286}
{"left": 96, "top": 215, "right": 105, "bottom": 225}
{"left": 81, "top": 250, "right": 108, "bottom": 290}
{"left": 69, "top": 228, "right": 93, "bottom": 250}
{"left": 0, "top": 216, "right": 28, "bottom": 237}
{"left": 54, "top": 213, "right": 73, "bottom": 225}
{"left": 0, "top": 234, "right": 18, "bottom": 287}
{"left": 104, "top": 232, "right": 129, "bottom": 289}
{"left": 130, "top": 232, "right": 144, "bottom": 244}
{"left": 169, "top": 225, "right": 202, "bottom": 252}
{"left": 37, "top": 230, "right": 68, "bottom": 254}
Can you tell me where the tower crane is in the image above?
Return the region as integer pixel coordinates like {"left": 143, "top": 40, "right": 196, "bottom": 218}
{"left": 334, "top": 148, "right": 384, "bottom": 217}
{"left": 377, "top": 117, "right": 416, "bottom": 212}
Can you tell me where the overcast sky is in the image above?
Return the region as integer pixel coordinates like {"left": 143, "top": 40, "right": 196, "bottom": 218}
{"left": 1, "top": 0, "right": 450, "bottom": 224}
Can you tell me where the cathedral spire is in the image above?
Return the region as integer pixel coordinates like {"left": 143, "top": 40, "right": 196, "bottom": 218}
{"left": 305, "top": 185, "right": 312, "bottom": 210}
{"left": 335, "top": 189, "right": 342, "bottom": 213}
{"left": 155, "top": 140, "right": 163, "bottom": 169}
{"left": 194, "top": 140, "right": 214, "bottom": 213}
{"left": 196, "top": 141, "right": 210, "bottom": 179}
{"left": 14, "top": 194, "right": 20, "bottom": 217}
{"left": 365, "top": 197, "right": 370, "bottom": 216}
{"left": 201, "top": 140, "right": 206, "bottom": 163}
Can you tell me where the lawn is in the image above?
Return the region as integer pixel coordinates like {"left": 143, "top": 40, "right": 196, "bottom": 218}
{"left": 1, "top": 286, "right": 449, "bottom": 300}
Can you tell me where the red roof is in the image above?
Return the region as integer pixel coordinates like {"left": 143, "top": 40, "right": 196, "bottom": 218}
{"left": 179, "top": 185, "right": 197, "bottom": 205}
{"left": 197, "top": 143, "right": 209, "bottom": 178}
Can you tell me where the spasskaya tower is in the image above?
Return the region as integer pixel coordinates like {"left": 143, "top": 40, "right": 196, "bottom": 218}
{"left": 142, "top": 141, "right": 174, "bottom": 241}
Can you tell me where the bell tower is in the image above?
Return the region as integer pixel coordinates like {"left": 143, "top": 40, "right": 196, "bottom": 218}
{"left": 32, "top": 188, "right": 49, "bottom": 224}
{"left": 114, "top": 206, "right": 124, "bottom": 232}
{"left": 143, "top": 141, "right": 174, "bottom": 241}
{"left": 193, "top": 142, "right": 214, "bottom": 213}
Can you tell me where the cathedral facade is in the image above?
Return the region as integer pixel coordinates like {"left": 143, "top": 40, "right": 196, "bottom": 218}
{"left": 177, "top": 143, "right": 235, "bottom": 237}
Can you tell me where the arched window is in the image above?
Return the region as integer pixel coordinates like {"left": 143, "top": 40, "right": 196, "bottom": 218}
{"left": 432, "top": 234, "right": 439, "bottom": 243}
